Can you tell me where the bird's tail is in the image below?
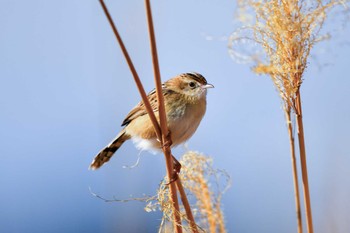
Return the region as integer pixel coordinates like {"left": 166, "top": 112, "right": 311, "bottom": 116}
{"left": 89, "top": 129, "right": 130, "bottom": 170}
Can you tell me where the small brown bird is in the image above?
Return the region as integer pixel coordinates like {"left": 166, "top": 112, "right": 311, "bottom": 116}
{"left": 90, "top": 72, "right": 213, "bottom": 170}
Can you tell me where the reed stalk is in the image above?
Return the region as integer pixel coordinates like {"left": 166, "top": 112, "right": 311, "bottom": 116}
{"left": 98, "top": 0, "right": 161, "bottom": 139}
{"left": 145, "top": 1, "right": 198, "bottom": 231}
{"left": 285, "top": 106, "right": 303, "bottom": 233}
{"left": 98, "top": 0, "right": 182, "bottom": 230}
{"left": 295, "top": 91, "right": 314, "bottom": 233}
{"left": 144, "top": 1, "right": 182, "bottom": 232}
{"left": 231, "top": 1, "right": 346, "bottom": 232}
{"left": 99, "top": 1, "right": 199, "bottom": 232}
{"left": 175, "top": 177, "right": 199, "bottom": 232}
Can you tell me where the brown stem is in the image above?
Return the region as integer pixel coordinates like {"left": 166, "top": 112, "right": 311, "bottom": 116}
{"left": 285, "top": 107, "right": 303, "bottom": 233}
{"left": 99, "top": 0, "right": 181, "bottom": 230}
{"left": 176, "top": 177, "right": 199, "bottom": 233}
{"left": 98, "top": 0, "right": 162, "bottom": 141}
{"left": 295, "top": 91, "right": 314, "bottom": 233}
{"left": 144, "top": 0, "right": 183, "bottom": 232}
{"left": 144, "top": 0, "right": 167, "bottom": 133}
{"left": 99, "top": 1, "right": 197, "bottom": 232}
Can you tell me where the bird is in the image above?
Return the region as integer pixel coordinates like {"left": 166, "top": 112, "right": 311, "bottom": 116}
{"left": 90, "top": 72, "right": 213, "bottom": 170}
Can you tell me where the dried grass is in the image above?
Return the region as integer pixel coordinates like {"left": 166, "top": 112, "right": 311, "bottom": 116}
{"left": 230, "top": 1, "right": 348, "bottom": 233}
{"left": 146, "top": 151, "right": 231, "bottom": 233}
{"left": 231, "top": 0, "right": 346, "bottom": 109}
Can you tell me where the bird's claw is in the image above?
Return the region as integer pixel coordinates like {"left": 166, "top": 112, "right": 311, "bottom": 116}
{"left": 166, "top": 155, "right": 182, "bottom": 185}
{"left": 163, "top": 130, "right": 172, "bottom": 148}
{"left": 166, "top": 171, "right": 179, "bottom": 185}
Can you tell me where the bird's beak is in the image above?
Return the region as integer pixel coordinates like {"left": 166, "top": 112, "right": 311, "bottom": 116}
{"left": 202, "top": 83, "right": 214, "bottom": 89}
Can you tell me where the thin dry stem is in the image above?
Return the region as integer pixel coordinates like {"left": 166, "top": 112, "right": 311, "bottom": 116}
{"left": 176, "top": 177, "right": 199, "bottom": 233}
{"left": 232, "top": 1, "right": 347, "bottom": 232}
{"left": 144, "top": 0, "right": 197, "bottom": 232}
{"left": 285, "top": 107, "right": 303, "bottom": 233}
{"left": 98, "top": 0, "right": 162, "bottom": 140}
{"left": 144, "top": 1, "right": 182, "bottom": 232}
{"left": 295, "top": 91, "right": 314, "bottom": 233}
{"left": 98, "top": 1, "right": 187, "bottom": 232}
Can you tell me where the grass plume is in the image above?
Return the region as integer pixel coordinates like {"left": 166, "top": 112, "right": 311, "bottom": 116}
{"left": 232, "top": 0, "right": 346, "bottom": 107}
{"left": 148, "top": 151, "right": 230, "bottom": 233}
{"left": 230, "top": 1, "right": 348, "bottom": 232}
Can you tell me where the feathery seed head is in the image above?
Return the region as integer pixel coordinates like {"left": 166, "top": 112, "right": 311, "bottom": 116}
{"left": 155, "top": 151, "right": 230, "bottom": 233}
{"left": 230, "top": 0, "right": 347, "bottom": 109}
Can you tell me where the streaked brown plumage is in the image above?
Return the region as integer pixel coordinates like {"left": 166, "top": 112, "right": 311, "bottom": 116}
{"left": 90, "top": 72, "right": 213, "bottom": 170}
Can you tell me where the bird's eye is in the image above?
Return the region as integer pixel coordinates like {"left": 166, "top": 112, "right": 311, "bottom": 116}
{"left": 189, "top": 82, "right": 196, "bottom": 88}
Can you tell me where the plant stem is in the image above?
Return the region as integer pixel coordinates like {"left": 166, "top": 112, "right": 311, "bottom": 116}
{"left": 98, "top": 0, "right": 162, "bottom": 140}
{"left": 99, "top": 1, "right": 183, "bottom": 232}
{"left": 145, "top": 1, "right": 188, "bottom": 232}
{"left": 285, "top": 107, "right": 303, "bottom": 233}
{"left": 176, "top": 177, "right": 199, "bottom": 233}
{"left": 295, "top": 91, "right": 314, "bottom": 233}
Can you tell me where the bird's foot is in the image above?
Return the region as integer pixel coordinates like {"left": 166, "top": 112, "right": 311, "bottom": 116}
{"left": 163, "top": 130, "right": 173, "bottom": 148}
{"left": 166, "top": 155, "right": 182, "bottom": 185}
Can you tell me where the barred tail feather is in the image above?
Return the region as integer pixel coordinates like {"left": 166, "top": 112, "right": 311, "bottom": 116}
{"left": 89, "top": 130, "right": 130, "bottom": 170}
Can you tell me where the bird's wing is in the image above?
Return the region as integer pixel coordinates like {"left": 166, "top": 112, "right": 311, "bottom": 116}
{"left": 121, "top": 88, "right": 159, "bottom": 126}
{"left": 121, "top": 86, "right": 175, "bottom": 126}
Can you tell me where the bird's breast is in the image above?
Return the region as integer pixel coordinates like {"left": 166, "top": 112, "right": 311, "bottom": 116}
{"left": 126, "top": 96, "right": 207, "bottom": 152}
{"left": 167, "top": 98, "right": 207, "bottom": 146}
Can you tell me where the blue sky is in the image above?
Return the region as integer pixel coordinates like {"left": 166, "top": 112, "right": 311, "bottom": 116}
{"left": 1, "top": 1, "right": 349, "bottom": 232}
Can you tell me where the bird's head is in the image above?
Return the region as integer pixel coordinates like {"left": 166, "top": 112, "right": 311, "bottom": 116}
{"left": 166, "top": 72, "right": 214, "bottom": 101}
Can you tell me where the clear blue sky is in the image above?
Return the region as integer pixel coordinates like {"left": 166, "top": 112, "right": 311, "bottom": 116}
{"left": 1, "top": 1, "right": 349, "bottom": 232}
